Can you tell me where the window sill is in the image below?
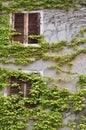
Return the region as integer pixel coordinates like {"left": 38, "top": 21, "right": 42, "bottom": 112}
{"left": 23, "top": 43, "right": 39, "bottom": 47}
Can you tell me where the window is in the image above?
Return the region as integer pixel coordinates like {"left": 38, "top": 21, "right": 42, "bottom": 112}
{"left": 5, "top": 71, "right": 43, "bottom": 97}
{"left": 7, "top": 76, "right": 31, "bottom": 98}
{"left": 3, "top": 71, "right": 43, "bottom": 107}
{"left": 7, "top": 75, "right": 39, "bottom": 108}
{"left": 12, "top": 12, "right": 41, "bottom": 44}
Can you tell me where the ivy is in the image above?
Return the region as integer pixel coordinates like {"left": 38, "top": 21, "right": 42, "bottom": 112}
{"left": 1, "top": 0, "right": 85, "bottom": 12}
{"left": 0, "top": 0, "right": 86, "bottom": 130}
{"left": 0, "top": 95, "right": 29, "bottom": 130}
{"left": 0, "top": 67, "right": 85, "bottom": 130}
{"left": 76, "top": 74, "right": 86, "bottom": 89}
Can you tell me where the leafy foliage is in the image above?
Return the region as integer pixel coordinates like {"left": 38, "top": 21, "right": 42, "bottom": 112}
{"left": 2, "top": 0, "right": 86, "bottom": 11}
{"left": 0, "top": 0, "right": 86, "bottom": 130}
{"left": 0, "top": 68, "right": 86, "bottom": 130}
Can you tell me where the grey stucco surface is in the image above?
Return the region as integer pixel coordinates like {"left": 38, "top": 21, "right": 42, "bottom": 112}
{"left": 0, "top": 7, "right": 86, "bottom": 91}
{"left": 0, "top": 6, "right": 86, "bottom": 130}
{"left": 43, "top": 8, "right": 86, "bottom": 43}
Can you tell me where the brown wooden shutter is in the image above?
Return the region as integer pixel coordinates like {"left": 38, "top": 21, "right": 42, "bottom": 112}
{"left": 28, "top": 13, "right": 40, "bottom": 44}
{"left": 25, "top": 81, "right": 36, "bottom": 108}
{"left": 13, "top": 13, "right": 24, "bottom": 43}
{"left": 8, "top": 77, "right": 24, "bottom": 96}
{"left": 25, "top": 81, "right": 39, "bottom": 108}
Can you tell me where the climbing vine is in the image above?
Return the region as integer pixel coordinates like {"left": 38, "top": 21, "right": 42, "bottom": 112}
{"left": 1, "top": 0, "right": 86, "bottom": 12}
{"left": 0, "top": 0, "right": 86, "bottom": 130}
{"left": 0, "top": 67, "right": 86, "bottom": 130}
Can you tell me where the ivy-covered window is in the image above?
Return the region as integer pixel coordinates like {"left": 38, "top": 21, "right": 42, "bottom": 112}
{"left": 12, "top": 12, "right": 40, "bottom": 44}
{"left": 7, "top": 76, "right": 31, "bottom": 97}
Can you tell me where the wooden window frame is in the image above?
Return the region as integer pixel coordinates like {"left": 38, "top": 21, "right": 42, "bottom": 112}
{"left": 11, "top": 11, "right": 43, "bottom": 45}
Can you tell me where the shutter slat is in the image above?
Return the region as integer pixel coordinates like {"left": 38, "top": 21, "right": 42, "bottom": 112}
{"left": 13, "top": 13, "right": 24, "bottom": 43}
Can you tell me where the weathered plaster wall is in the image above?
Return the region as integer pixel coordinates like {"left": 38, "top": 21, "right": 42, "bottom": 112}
{"left": 0, "top": 7, "right": 86, "bottom": 93}
{"left": 43, "top": 7, "right": 86, "bottom": 43}
{"left": 0, "top": 6, "right": 86, "bottom": 130}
